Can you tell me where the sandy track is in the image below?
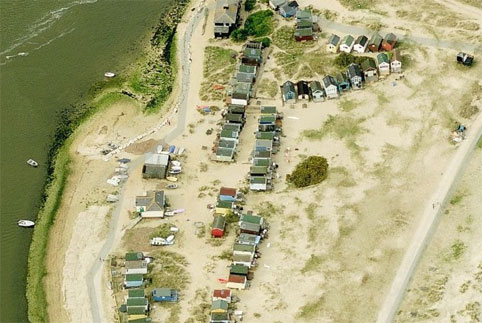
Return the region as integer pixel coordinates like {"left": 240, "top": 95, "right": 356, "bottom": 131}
{"left": 376, "top": 112, "right": 482, "bottom": 323}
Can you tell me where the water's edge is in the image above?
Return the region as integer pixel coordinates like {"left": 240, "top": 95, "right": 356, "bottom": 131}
{"left": 25, "top": 1, "right": 190, "bottom": 321}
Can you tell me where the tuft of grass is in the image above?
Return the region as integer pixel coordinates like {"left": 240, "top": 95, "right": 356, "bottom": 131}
{"left": 450, "top": 240, "right": 467, "bottom": 260}
{"left": 338, "top": 98, "right": 357, "bottom": 112}
{"left": 304, "top": 203, "right": 318, "bottom": 221}
{"left": 150, "top": 223, "right": 175, "bottom": 239}
{"left": 258, "top": 78, "right": 279, "bottom": 98}
{"left": 449, "top": 192, "right": 465, "bottom": 205}
{"left": 338, "top": 0, "right": 375, "bottom": 10}
{"left": 477, "top": 135, "right": 482, "bottom": 149}
{"left": 255, "top": 201, "right": 284, "bottom": 218}
{"left": 302, "top": 115, "right": 366, "bottom": 141}
{"left": 301, "top": 254, "right": 324, "bottom": 274}
{"left": 297, "top": 296, "right": 324, "bottom": 319}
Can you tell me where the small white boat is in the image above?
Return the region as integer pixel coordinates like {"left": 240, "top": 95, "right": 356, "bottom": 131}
{"left": 104, "top": 72, "right": 116, "bottom": 78}
{"left": 165, "top": 184, "right": 178, "bottom": 189}
{"left": 26, "top": 159, "right": 38, "bottom": 167}
{"left": 18, "top": 220, "right": 35, "bottom": 227}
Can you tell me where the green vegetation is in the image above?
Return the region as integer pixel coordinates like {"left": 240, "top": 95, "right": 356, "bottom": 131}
{"left": 231, "top": 10, "right": 274, "bottom": 42}
{"left": 338, "top": 0, "right": 376, "bottom": 10}
{"left": 272, "top": 26, "right": 316, "bottom": 51}
{"left": 304, "top": 203, "right": 318, "bottom": 221}
{"left": 26, "top": 1, "right": 191, "bottom": 320}
{"left": 458, "top": 0, "right": 482, "bottom": 9}
{"left": 301, "top": 254, "right": 324, "bottom": 274}
{"left": 449, "top": 192, "right": 466, "bottom": 205}
{"left": 302, "top": 115, "right": 366, "bottom": 141}
{"left": 477, "top": 135, "right": 482, "bottom": 149}
{"left": 146, "top": 250, "right": 189, "bottom": 297}
{"left": 458, "top": 81, "right": 481, "bottom": 119}
{"left": 449, "top": 240, "right": 467, "bottom": 260}
{"left": 287, "top": 156, "right": 329, "bottom": 188}
{"left": 245, "top": 0, "right": 256, "bottom": 11}
{"left": 258, "top": 78, "right": 279, "bottom": 98}
{"left": 297, "top": 296, "right": 324, "bottom": 319}
{"left": 150, "top": 223, "right": 175, "bottom": 239}
{"left": 338, "top": 98, "right": 356, "bottom": 112}
{"left": 333, "top": 52, "right": 373, "bottom": 69}
{"left": 199, "top": 46, "right": 237, "bottom": 101}
{"left": 127, "top": 0, "right": 190, "bottom": 111}
{"left": 26, "top": 143, "right": 71, "bottom": 323}
{"left": 255, "top": 201, "right": 284, "bottom": 218}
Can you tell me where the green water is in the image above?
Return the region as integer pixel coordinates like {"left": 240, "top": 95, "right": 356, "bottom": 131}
{"left": 0, "top": 1, "right": 173, "bottom": 321}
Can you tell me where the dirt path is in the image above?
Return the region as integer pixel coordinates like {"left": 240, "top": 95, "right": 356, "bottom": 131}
{"left": 376, "top": 113, "right": 482, "bottom": 323}
{"left": 87, "top": 2, "right": 205, "bottom": 322}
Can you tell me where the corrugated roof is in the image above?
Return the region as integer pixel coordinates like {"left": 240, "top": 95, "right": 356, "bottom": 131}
{"left": 377, "top": 52, "right": 389, "bottom": 64}
{"left": 328, "top": 34, "right": 340, "bottom": 46}
{"left": 342, "top": 34, "right": 354, "bottom": 46}
{"left": 214, "top": 0, "right": 239, "bottom": 25}
{"left": 220, "top": 187, "right": 237, "bottom": 197}
{"left": 144, "top": 153, "right": 169, "bottom": 166}
{"left": 212, "top": 215, "right": 226, "bottom": 230}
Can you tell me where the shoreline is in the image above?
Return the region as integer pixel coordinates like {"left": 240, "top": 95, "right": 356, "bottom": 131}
{"left": 25, "top": 1, "right": 191, "bottom": 321}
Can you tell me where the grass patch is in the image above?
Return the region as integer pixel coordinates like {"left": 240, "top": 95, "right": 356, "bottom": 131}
{"left": 258, "top": 78, "right": 279, "bottom": 98}
{"left": 199, "top": 46, "right": 237, "bottom": 101}
{"left": 450, "top": 192, "right": 466, "bottom": 205}
{"left": 458, "top": 0, "right": 482, "bottom": 9}
{"left": 146, "top": 250, "right": 189, "bottom": 291}
{"left": 338, "top": 98, "right": 356, "bottom": 112}
{"left": 302, "top": 115, "right": 366, "bottom": 140}
{"left": 26, "top": 143, "right": 71, "bottom": 323}
{"left": 301, "top": 254, "right": 324, "bottom": 274}
{"left": 304, "top": 203, "right": 318, "bottom": 221}
{"left": 477, "top": 135, "right": 482, "bottom": 149}
{"left": 231, "top": 10, "right": 275, "bottom": 42}
{"left": 328, "top": 166, "right": 357, "bottom": 187}
{"left": 297, "top": 296, "right": 324, "bottom": 319}
{"left": 338, "top": 0, "right": 376, "bottom": 10}
{"left": 255, "top": 201, "right": 284, "bottom": 218}
{"left": 450, "top": 240, "right": 467, "bottom": 260}
{"left": 458, "top": 81, "right": 481, "bottom": 119}
{"left": 272, "top": 26, "right": 316, "bottom": 51}
{"left": 150, "top": 223, "right": 175, "bottom": 239}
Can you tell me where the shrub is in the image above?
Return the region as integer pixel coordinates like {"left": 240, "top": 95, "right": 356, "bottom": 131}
{"left": 244, "top": 10, "right": 274, "bottom": 37}
{"left": 334, "top": 52, "right": 356, "bottom": 68}
{"left": 245, "top": 0, "right": 256, "bottom": 11}
{"left": 255, "top": 36, "right": 271, "bottom": 48}
{"left": 287, "top": 156, "right": 329, "bottom": 188}
{"left": 231, "top": 28, "right": 248, "bottom": 42}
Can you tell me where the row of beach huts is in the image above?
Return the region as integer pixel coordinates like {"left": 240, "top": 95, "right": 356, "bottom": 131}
{"left": 212, "top": 41, "right": 266, "bottom": 162}
{"left": 280, "top": 49, "right": 402, "bottom": 103}
{"left": 208, "top": 186, "right": 269, "bottom": 322}
{"left": 119, "top": 252, "right": 178, "bottom": 322}
{"left": 249, "top": 106, "right": 282, "bottom": 191}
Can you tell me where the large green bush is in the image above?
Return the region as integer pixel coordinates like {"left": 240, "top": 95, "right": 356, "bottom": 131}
{"left": 231, "top": 9, "right": 273, "bottom": 42}
{"left": 245, "top": 0, "right": 256, "bottom": 11}
{"left": 287, "top": 156, "right": 329, "bottom": 188}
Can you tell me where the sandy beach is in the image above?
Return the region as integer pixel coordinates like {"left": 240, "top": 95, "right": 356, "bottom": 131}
{"left": 42, "top": 0, "right": 481, "bottom": 322}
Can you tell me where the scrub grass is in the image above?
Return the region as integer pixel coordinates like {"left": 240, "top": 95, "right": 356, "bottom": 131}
{"left": 26, "top": 143, "right": 71, "bottom": 323}
{"left": 338, "top": 0, "right": 376, "bottom": 10}
{"left": 302, "top": 115, "right": 366, "bottom": 140}
{"left": 199, "top": 46, "right": 237, "bottom": 101}
{"left": 297, "top": 296, "right": 325, "bottom": 319}
{"left": 258, "top": 79, "right": 279, "bottom": 98}
{"left": 301, "top": 254, "right": 324, "bottom": 274}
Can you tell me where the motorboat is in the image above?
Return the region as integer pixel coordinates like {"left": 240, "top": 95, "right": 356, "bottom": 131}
{"left": 104, "top": 72, "right": 116, "bottom": 78}
{"left": 165, "top": 184, "right": 178, "bottom": 189}
{"left": 166, "top": 176, "right": 178, "bottom": 182}
{"left": 18, "top": 220, "right": 35, "bottom": 227}
{"left": 26, "top": 159, "right": 38, "bottom": 167}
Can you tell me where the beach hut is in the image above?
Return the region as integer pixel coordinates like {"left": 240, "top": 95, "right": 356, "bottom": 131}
{"left": 128, "top": 289, "right": 146, "bottom": 299}
{"left": 135, "top": 190, "right": 166, "bottom": 218}
{"left": 125, "top": 274, "right": 144, "bottom": 288}
{"left": 382, "top": 33, "right": 397, "bottom": 51}
{"left": 296, "top": 81, "right": 310, "bottom": 100}
{"left": 281, "top": 81, "right": 296, "bottom": 104}
{"left": 368, "top": 33, "right": 383, "bottom": 52}
{"left": 219, "top": 187, "right": 237, "bottom": 201}
{"left": 126, "top": 260, "right": 148, "bottom": 275}
{"left": 390, "top": 49, "right": 402, "bottom": 73}
{"left": 230, "top": 264, "right": 250, "bottom": 276}
{"left": 336, "top": 72, "right": 351, "bottom": 92}
{"left": 210, "top": 312, "right": 230, "bottom": 323}
{"left": 353, "top": 35, "right": 368, "bottom": 53}
{"left": 142, "top": 153, "right": 169, "bottom": 179}
{"left": 322, "top": 75, "right": 339, "bottom": 99}
{"left": 310, "top": 81, "right": 325, "bottom": 102}
{"left": 327, "top": 34, "right": 340, "bottom": 53}
{"left": 377, "top": 52, "right": 390, "bottom": 76}
{"left": 361, "top": 59, "right": 378, "bottom": 82}
{"left": 212, "top": 289, "right": 232, "bottom": 302}
{"left": 339, "top": 35, "right": 355, "bottom": 53}
{"left": 347, "top": 63, "right": 363, "bottom": 89}
{"left": 233, "top": 243, "right": 256, "bottom": 256}
{"left": 211, "top": 299, "right": 229, "bottom": 313}
{"left": 226, "top": 274, "right": 247, "bottom": 289}
{"left": 125, "top": 252, "right": 144, "bottom": 262}
{"left": 211, "top": 215, "right": 226, "bottom": 238}
{"left": 152, "top": 288, "right": 178, "bottom": 302}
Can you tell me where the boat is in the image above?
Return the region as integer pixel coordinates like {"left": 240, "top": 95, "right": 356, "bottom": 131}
{"left": 18, "top": 220, "right": 35, "bottom": 227}
{"left": 166, "top": 176, "right": 178, "bottom": 182}
{"left": 26, "top": 159, "right": 38, "bottom": 167}
{"left": 104, "top": 72, "right": 116, "bottom": 78}
{"left": 165, "top": 184, "right": 178, "bottom": 189}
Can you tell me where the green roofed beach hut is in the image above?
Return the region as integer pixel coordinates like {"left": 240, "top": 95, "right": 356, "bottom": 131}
{"left": 128, "top": 289, "right": 145, "bottom": 298}
{"left": 125, "top": 252, "right": 144, "bottom": 261}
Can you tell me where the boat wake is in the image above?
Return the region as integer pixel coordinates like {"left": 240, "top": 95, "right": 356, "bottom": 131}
{"left": 0, "top": 0, "right": 96, "bottom": 58}
{"left": 0, "top": 28, "right": 76, "bottom": 66}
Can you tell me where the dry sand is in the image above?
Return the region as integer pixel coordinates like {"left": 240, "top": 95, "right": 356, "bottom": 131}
{"left": 396, "top": 148, "right": 482, "bottom": 322}
{"left": 43, "top": 0, "right": 482, "bottom": 322}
